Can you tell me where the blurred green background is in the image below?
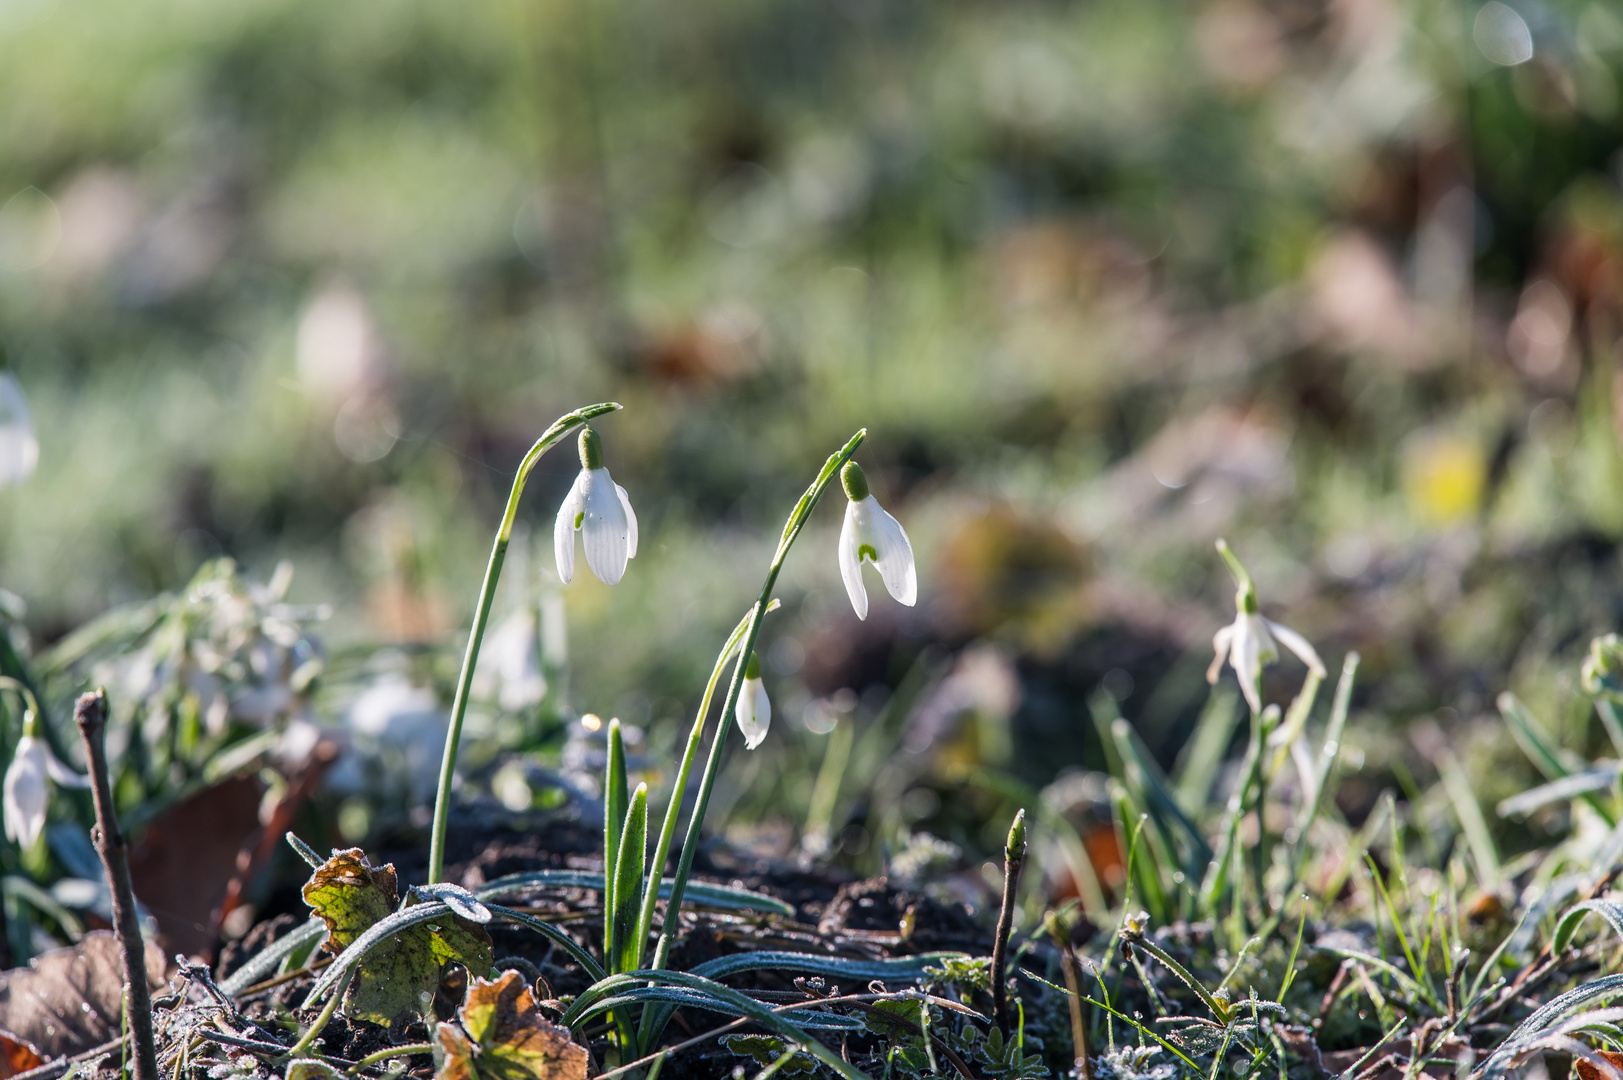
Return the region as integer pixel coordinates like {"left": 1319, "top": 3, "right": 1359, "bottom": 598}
{"left": 3, "top": 0, "right": 1623, "bottom": 868}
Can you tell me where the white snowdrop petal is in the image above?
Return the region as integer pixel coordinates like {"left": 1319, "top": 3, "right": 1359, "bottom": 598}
{"left": 580, "top": 468, "right": 629, "bottom": 585}
{"left": 866, "top": 497, "right": 917, "bottom": 606}
{"left": 617, "top": 484, "right": 638, "bottom": 560}
{"left": 42, "top": 748, "right": 89, "bottom": 789}
{"left": 1233, "top": 623, "right": 1263, "bottom": 714}
{"left": 1207, "top": 624, "right": 1235, "bottom": 684}
{"left": 838, "top": 500, "right": 869, "bottom": 620}
{"left": 4, "top": 740, "right": 48, "bottom": 850}
{"left": 1248, "top": 614, "right": 1280, "bottom": 667}
{"left": 1266, "top": 619, "right": 1326, "bottom": 678}
{"left": 736, "top": 677, "right": 771, "bottom": 750}
{"left": 554, "top": 471, "right": 589, "bottom": 584}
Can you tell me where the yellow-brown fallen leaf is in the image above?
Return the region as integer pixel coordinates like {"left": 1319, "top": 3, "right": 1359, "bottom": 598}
{"left": 302, "top": 848, "right": 493, "bottom": 1027}
{"left": 436, "top": 970, "right": 587, "bottom": 1080}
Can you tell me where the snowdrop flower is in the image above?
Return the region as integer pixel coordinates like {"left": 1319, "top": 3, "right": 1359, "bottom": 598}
{"left": 837, "top": 461, "right": 916, "bottom": 620}
{"left": 734, "top": 652, "right": 771, "bottom": 750}
{"left": 4, "top": 714, "right": 90, "bottom": 851}
{"left": 1205, "top": 540, "right": 1325, "bottom": 714}
{"left": 0, "top": 372, "right": 39, "bottom": 489}
{"left": 554, "top": 427, "right": 637, "bottom": 586}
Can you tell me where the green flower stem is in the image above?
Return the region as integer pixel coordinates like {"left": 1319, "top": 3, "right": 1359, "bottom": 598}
{"left": 344, "top": 1042, "right": 435, "bottom": 1072}
{"left": 1198, "top": 705, "right": 1278, "bottom": 922}
{"left": 427, "top": 401, "right": 621, "bottom": 886}
{"left": 632, "top": 605, "right": 771, "bottom": 963}
{"left": 646, "top": 430, "right": 865, "bottom": 976}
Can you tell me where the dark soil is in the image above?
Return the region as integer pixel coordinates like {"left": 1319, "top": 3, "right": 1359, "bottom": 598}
{"left": 197, "top": 805, "right": 1000, "bottom": 1080}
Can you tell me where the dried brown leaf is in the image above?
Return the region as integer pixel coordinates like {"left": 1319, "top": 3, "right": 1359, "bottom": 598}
{"left": 434, "top": 971, "right": 586, "bottom": 1080}
{"left": 0, "top": 931, "right": 166, "bottom": 1058}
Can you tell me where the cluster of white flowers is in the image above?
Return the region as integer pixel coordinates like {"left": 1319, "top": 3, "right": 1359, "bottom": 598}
{"left": 551, "top": 430, "right": 918, "bottom": 752}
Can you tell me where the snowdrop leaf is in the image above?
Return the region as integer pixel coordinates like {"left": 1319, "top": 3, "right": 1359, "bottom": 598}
{"left": 417, "top": 883, "right": 493, "bottom": 924}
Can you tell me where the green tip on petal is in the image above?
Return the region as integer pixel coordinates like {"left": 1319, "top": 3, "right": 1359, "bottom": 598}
{"left": 840, "top": 460, "right": 869, "bottom": 502}
{"left": 578, "top": 426, "right": 604, "bottom": 470}
{"left": 743, "top": 651, "right": 761, "bottom": 679}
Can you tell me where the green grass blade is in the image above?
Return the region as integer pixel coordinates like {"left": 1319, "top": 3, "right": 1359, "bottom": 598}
{"left": 1173, "top": 688, "right": 1241, "bottom": 814}
{"left": 1436, "top": 748, "right": 1502, "bottom": 893}
{"left": 1111, "top": 718, "right": 1214, "bottom": 874}
{"left": 1553, "top": 898, "right": 1623, "bottom": 954}
{"left": 1499, "top": 692, "right": 1585, "bottom": 780}
{"left": 1496, "top": 765, "right": 1623, "bottom": 819}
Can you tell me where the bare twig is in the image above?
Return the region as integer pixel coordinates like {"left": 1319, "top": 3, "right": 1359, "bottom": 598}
{"left": 992, "top": 809, "right": 1027, "bottom": 1036}
{"left": 76, "top": 689, "right": 158, "bottom": 1080}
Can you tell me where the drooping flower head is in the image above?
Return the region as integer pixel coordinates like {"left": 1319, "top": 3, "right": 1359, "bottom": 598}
{"left": 837, "top": 461, "right": 916, "bottom": 621}
{"left": 734, "top": 651, "right": 771, "bottom": 750}
{"left": 1206, "top": 539, "right": 1324, "bottom": 714}
{"left": 4, "top": 711, "right": 89, "bottom": 851}
{"left": 0, "top": 371, "right": 39, "bottom": 489}
{"left": 554, "top": 426, "right": 637, "bottom": 586}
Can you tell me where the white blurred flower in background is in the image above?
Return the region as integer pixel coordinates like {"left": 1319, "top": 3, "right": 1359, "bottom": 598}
{"left": 0, "top": 372, "right": 39, "bottom": 488}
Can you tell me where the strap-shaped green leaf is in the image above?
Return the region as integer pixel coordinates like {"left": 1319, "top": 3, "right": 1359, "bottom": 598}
{"left": 1553, "top": 898, "right": 1623, "bottom": 954}
{"left": 610, "top": 784, "right": 647, "bottom": 975}
{"left": 1497, "top": 765, "right": 1623, "bottom": 819}
{"left": 563, "top": 970, "right": 874, "bottom": 1080}
{"left": 603, "top": 719, "right": 628, "bottom": 965}
{"left": 218, "top": 917, "right": 328, "bottom": 996}
{"left": 588, "top": 989, "right": 863, "bottom": 1030}
{"left": 1481, "top": 974, "right": 1623, "bottom": 1079}
{"left": 690, "top": 950, "right": 964, "bottom": 983}
{"left": 473, "top": 870, "right": 794, "bottom": 917}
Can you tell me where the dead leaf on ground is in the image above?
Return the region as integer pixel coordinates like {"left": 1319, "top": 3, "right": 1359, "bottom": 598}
{"left": 302, "top": 848, "right": 399, "bottom": 951}
{"left": 1575, "top": 1050, "right": 1623, "bottom": 1080}
{"left": 0, "top": 1030, "right": 42, "bottom": 1077}
{"left": 302, "top": 849, "right": 493, "bottom": 1027}
{"left": 0, "top": 931, "right": 166, "bottom": 1058}
{"left": 129, "top": 773, "right": 266, "bottom": 957}
{"left": 435, "top": 970, "right": 587, "bottom": 1080}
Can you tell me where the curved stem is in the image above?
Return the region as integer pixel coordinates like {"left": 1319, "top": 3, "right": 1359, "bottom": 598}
{"left": 345, "top": 1043, "right": 434, "bottom": 1073}
{"left": 646, "top": 431, "right": 864, "bottom": 975}
{"left": 427, "top": 401, "right": 621, "bottom": 885}
{"left": 632, "top": 605, "right": 768, "bottom": 964}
